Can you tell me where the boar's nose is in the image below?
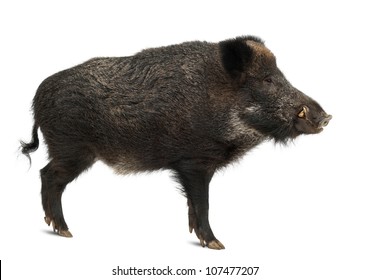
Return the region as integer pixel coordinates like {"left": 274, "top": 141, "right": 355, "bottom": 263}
{"left": 319, "top": 114, "right": 332, "bottom": 128}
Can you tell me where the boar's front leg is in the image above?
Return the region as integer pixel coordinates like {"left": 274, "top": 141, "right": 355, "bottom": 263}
{"left": 173, "top": 161, "right": 225, "bottom": 249}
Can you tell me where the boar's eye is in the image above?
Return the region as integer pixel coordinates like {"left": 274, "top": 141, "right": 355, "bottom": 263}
{"left": 263, "top": 76, "right": 273, "bottom": 84}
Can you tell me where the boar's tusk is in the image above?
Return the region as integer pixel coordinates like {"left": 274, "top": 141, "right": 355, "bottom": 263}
{"left": 298, "top": 106, "right": 308, "bottom": 118}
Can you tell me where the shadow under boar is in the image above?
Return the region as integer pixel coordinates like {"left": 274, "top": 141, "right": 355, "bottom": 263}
{"left": 21, "top": 36, "right": 332, "bottom": 249}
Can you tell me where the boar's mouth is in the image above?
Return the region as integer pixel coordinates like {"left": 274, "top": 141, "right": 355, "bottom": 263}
{"left": 295, "top": 105, "right": 332, "bottom": 135}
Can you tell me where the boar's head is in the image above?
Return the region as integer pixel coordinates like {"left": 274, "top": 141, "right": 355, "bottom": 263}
{"left": 220, "top": 36, "right": 332, "bottom": 143}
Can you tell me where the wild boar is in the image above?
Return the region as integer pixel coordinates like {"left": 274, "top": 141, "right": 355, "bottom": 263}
{"left": 21, "top": 36, "right": 331, "bottom": 249}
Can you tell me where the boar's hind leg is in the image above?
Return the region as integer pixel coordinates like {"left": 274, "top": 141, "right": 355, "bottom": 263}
{"left": 174, "top": 162, "right": 225, "bottom": 250}
{"left": 41, "top": 153, "right": 94, "bottom": 237}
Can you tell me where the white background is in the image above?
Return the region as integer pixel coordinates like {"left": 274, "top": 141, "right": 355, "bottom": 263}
{"left": 1, "top": 0, "right": 369, "bottom": 279}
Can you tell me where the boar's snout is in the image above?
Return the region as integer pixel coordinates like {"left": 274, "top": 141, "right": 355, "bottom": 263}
{"left": 295, "top": 103, "right": 332, "bottom": 135}
{"left": 319, "top": 114, "right": 332, "bottom": 128}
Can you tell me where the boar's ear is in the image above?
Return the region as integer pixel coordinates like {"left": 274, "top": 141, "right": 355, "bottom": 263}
{"left": 219, "top": 36, "right": 260, "bottom": 82}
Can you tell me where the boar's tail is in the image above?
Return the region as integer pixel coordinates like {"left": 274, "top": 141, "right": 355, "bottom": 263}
{"left": 20, "top": 123, "right": 39, "bottom": 165}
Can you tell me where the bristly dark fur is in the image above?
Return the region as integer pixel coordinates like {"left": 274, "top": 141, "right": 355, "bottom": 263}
{"left": 20, "top": 36, "right": 330, "bottom": 249}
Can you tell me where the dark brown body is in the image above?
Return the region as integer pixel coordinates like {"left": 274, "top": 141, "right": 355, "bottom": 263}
{"left": 21, "top": 36, "right": 331, "bottom": 249}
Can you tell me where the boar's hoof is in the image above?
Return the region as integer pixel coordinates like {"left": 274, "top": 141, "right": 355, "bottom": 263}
{"left": 207, "top": 239, "right": 225, "bottom": 250}
{"left": 44, "top": 216, "right": 73, "bottom": 238}
{"left": 198, "top": 236, "right": 225, "bottom": 249}
{"left": 44, "top": 216, "right": 52, "bottom": 226}
{"left": 58, "top": 229, "right": 73, "bottom": 238}
{"left": 191, "top": 225, "right": 225, "bottom": 249}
